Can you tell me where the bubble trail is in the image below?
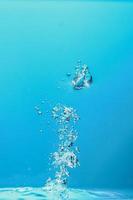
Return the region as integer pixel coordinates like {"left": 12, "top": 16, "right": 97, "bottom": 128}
{"left": 44, "top": 61, "right": 93, "bottom": 199}
{"left": 45, "top": 104, "right": 80, "bottom": 199}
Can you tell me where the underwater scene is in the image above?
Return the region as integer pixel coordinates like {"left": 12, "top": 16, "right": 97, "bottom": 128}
{"left": 0, "top": 0, "right": 133, "bottom": 199}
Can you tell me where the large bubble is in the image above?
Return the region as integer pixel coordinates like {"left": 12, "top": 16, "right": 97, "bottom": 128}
{"left": 72, "top": 61, "right": 92, "bottom": 90}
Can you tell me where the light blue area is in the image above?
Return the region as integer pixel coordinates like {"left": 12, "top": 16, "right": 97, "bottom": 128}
{"left": 0, "top": 187, "right": 133, "bottom": 200}
{"left": 0, "top": 0, "right": 133, "bottom": 191}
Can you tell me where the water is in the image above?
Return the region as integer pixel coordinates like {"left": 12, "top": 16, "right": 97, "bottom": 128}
{"left": 0, "top": 0, "right": 133, "bottom": 199}
{"left": 0, "top": 187, "right": 133, "bottom": 200}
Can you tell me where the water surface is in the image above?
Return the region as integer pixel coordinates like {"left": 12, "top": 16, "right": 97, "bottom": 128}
{"left": 0, "top": 187, "right": 133, "bottom": 200}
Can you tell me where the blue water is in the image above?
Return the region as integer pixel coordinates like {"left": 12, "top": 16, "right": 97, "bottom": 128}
{"left": 0, "top": 0, "right": 133, "bottom": 199}
{"left": 0, "top": 188, "right": 133, "bottom": 200}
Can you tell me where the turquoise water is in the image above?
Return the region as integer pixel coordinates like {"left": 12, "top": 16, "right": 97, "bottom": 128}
{"left": 0, "top": 188, "right": 133, "bottom": 200}
{"left": 0, "top": 0, "right": 133, "bottom": 199}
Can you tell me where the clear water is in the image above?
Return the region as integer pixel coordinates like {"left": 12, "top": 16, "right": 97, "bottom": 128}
{"left": 0, "top": 188, "right": 133, "bottom": 200}
{"left": 0, "top": 0, "right": 133, "bottom": 200}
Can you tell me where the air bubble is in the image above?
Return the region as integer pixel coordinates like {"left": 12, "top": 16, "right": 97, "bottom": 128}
{"left": 72, "top": 61, "right": 93, "bottom": 90}
{"left": 39, "top": 129, "right": 44, "bottom": 134}
{"left": 66, "top": 73, "right": 71, "bottom": 77}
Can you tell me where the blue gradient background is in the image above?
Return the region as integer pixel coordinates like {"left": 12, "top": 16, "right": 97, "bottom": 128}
{"left": 0, "top": 1, "right": 133, "bottom": 189}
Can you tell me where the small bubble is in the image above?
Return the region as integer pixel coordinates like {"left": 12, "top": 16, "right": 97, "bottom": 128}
{"left": 39, "top": 129, "right": 44, "bottom": 134}
{"left": 37, "top": 110, "right": 43, "bottom": 115}
{"left": 66, "top": 72, "right": 71, "bottom": 77}
{"left": 75, "top": 147, "right": 80, "bottom": 153}
{"left": 77, "top": 60, "right": 81, "bottom": 64}
{"left": 41, "top": 100, "right": 45, "bottom": 104}
{"left": 34, "top": 105, "right": 40, "bottom": 111}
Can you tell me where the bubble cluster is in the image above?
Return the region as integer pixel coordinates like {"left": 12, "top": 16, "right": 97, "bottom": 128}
{"left": 43, "top": 61, "right": 93, "bottom": 199}
{"left": 34, "top": 105, "right": 43, "bottom": 116}
{"left": 52, "top": 105, "right": 79, "bottom": 124}
{"left": 45, "top": 104, "right": 80, "bottom": 199}
{"left": 72, "top": 61, "right": 92, "bottom": 90}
